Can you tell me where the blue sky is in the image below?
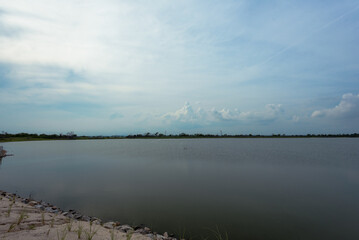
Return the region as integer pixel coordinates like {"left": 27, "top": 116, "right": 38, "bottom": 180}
{"left": 0, "top": 0, "right": 359, "bottom": 135}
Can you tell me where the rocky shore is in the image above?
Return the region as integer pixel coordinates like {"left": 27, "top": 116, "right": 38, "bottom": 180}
{"left": 0, "top": 190, "right": 179, "bottom": 240}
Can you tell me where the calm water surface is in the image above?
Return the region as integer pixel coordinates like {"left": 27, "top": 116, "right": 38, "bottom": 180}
{"left": 1, "top": 139, "right": 359, "bottom": 239}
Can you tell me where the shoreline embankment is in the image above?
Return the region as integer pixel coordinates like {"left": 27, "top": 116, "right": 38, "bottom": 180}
{"left": 0, "top": 190, "right": 178, "bottom": 240}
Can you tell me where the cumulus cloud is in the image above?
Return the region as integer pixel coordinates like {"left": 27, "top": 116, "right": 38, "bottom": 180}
{"left": 162, "top": 102, "right": 205, "bottom": 123}
{"left": 311, "top": 93, "right": 359, "bottom": 118}
{"left": 162, "top": 102, "right": 284, "bottom": 125}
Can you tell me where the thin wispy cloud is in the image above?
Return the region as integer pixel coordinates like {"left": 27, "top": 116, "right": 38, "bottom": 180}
{"left": 260, "top": 3, "right": 359, "bottom": 66}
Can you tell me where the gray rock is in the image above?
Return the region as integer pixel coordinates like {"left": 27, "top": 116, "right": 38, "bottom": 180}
{"left": 135, "top": 228, "right": 147, "bottom": 234}
{"left": 115, "top": 226, "right": 124, "bottom": 232}
{"left": 45, "top": 207, "right": 59, "bottom": 213}
{"left": 82, "top": 215, "right": 91, "bottom": 222}
{"left": 29, "top": 201, "right": 38, "bottom": 206}
{"left": 103, "top": 221, "right": 115, "bottom": 229}
{"left": 116, "top": 225, "right": 134, "bottom": 233}
{"left": 92, "top": 219, "right": 102, "bottom": 225}
{"left": 34, "top": 204, "right": 44, "bottom": 210}
{"left": 134, "top": 224, "right": 145, "bottom": 230}
{"left": 145, "top": 233, "right": 155, "bottom": 239}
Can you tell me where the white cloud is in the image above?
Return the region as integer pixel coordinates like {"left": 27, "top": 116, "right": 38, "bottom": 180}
{"left": 162, "top": 102, "right": 205, "bottom": 123}
{"left": 312, "top": 93, "right": 359, "bottom": 118}
{"left": 162, "top": 102, "right": 284, "bottom": 125}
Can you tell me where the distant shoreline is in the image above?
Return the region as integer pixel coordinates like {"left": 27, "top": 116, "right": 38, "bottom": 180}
{"left": 1, "top": 132, "right": 358, "bottom": 142}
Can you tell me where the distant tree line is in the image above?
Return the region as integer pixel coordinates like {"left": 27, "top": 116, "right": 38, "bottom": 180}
{"left": 1, "top": 131, "right": 358, "bottom": 142}
{"left": 125, "top": 132, "right": 359, "bottom": 138}
{"left": 0, "top": 131, "right": 77, "bottom": 141}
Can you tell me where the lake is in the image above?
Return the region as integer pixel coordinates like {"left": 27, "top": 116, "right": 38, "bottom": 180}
{"left": 1, "top": 138, "right": 359, "bottom": 239}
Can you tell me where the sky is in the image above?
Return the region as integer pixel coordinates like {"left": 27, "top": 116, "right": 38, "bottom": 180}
{"left": 0, "top": 0, "right": 359, "bottom": 135}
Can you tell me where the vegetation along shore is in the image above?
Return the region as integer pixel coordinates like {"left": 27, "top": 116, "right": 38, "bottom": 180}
{"left": 1, "top": 132, "right": 358, "bottom": 142}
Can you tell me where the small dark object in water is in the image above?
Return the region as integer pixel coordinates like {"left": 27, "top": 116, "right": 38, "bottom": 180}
{"left": 0, "top": 146, "right": 6, "bottom": 157}
{"left": 0, "top": 146, "right": 13, "bottom": 158}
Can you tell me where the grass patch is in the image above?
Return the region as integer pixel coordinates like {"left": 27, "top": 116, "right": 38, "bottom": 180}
{"left": 41, "top": 212, "right": 45, "bottom": 225}
{"left": 57, "top": 228, "right": 68, "bottom": 240}
{"left": 77, "top": 224, "right": 84, "bottom": 239}
{"left": 50, "top": 216, "right": 55, "bottom": 228}
{"left": 110, "top": 227, "right": 116, "bottom": 240}
{"left": 206, "top": 226, "right": 229, "bottom": 240}
{"left": 175, "top": 227, "right": 187, "bottom": 240}
{"left": 6, "top": 202, "right": 14, "bottom": 217}
{"left": 16, "top": 211, "right": 28, "bottom": 225}
{"left": 84, "top": 221, "right": 98, "bottom": 240}
{"left": 126, "top": 230, "right": 133, "bottom": 240}
{"left": 28, "top": 224, "right": 36, "bottom": 230}
{"left": 7, "top": 223, "right": 16, "bottom": 232}
{"left": 66, "top": 220, "right": 73, "bottom": 232}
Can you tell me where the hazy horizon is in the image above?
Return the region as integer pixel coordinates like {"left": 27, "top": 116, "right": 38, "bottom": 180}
{"left": 1, "top": 1, "right": 359, "bottom": 135}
